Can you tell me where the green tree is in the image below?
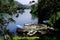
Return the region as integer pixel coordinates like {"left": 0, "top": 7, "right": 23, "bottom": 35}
{"left": 30, "top": 0, "right": 60, "bottom": 40}
{"left": 30, "top": 3, "right": 38, "bottom": 19}
{"left": 30, "top": 0, "right": 60, "bottom": 25}
{"left": 38, "top": 0, "right": 60, "bottom": 24}
{"left": 0, "top": 0, "right": 26, "bottom": 40}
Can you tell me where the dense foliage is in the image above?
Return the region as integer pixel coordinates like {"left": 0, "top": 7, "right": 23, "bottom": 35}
{"left": 0, "top": 0, "right": 28, "bottom": 40}
{"left": 0, "top": 0, "right": 25, "bottom": 28}
{"left": 31, "top": 0, "right": 60, "bottom": 25}
{"left": 30, "top": 3, "right": 38, "bottom": 18}
{"left": 38, "top": 0, "right": 60, "bottom": 24}
{"left": 30, "top": 0, "right": 60, "bottom": 40}
{"left": 0, "top": 0, "right": 17, "bottom": 13}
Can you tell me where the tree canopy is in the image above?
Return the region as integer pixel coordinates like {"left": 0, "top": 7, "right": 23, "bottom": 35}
{"left": 38, "top": 0, "right": 60, "bottom": 24}
{"left": 0, "top": 0, "right": 29, "bottom": 39}
{"left": 0, "top": 0, "right": 24, "bottom": 25}
{"left": 30, "top": 0, "right": 60, "bottom": 25}
{"left": 30, "top": 3, "right": 38, "bottom": 18}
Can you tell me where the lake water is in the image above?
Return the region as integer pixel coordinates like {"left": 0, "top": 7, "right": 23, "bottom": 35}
{"left": 7, "top": 9, "right": 38, "bottom": 34}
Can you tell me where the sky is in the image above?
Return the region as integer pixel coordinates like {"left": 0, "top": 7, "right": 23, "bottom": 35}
{"left": 15, "top": 0, "right": 38, "bottom": 5}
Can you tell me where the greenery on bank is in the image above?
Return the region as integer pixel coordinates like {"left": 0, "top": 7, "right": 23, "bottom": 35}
{"left": 0, "top": 0, "right": 30, "bottom": 40}
{"left": 30, "top": 0, "right": 60, "bottom": 40}
{"left": 0, "top": 36, "right": 3, "bottom": 40}
{"left": 13, "top": 37, "right": 39, "bottom": 40}
{"left": 30, "top": 0, "right": 60, "bottom": 26}
{"left": 13, "top": 36, "right": 57, "bottom": 40}
{"left": 30, "top": 3, "right": 38, "bottom": 18}
{"left": 48, "top": 12, "right": 60, "bottom": 25}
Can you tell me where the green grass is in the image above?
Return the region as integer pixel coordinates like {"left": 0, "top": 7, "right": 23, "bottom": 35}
{"left": 13, "top": 36, "right": 57, "bottom": 40}
{"left": 13, "top": 37, "right": 39, "bottom": 40}
{"left": 0, "top": 36, "right": 3, "bottom": 40}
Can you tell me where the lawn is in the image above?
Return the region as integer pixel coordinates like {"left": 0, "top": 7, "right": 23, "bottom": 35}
{"left": 13, "top": 36, "right": 39, "bottom": 40}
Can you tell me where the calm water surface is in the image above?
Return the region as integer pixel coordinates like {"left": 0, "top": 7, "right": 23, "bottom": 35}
{"left": 7, "top": 9, "right": 38, "bottom": 34}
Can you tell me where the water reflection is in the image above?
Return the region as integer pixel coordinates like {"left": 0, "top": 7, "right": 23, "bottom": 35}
{"left": 7, "top": 9, "right": 38, "bottom": 34}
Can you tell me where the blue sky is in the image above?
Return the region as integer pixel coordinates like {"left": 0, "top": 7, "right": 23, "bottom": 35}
{"left": 15, "top": 0, "right": 38, "bottom": 5}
